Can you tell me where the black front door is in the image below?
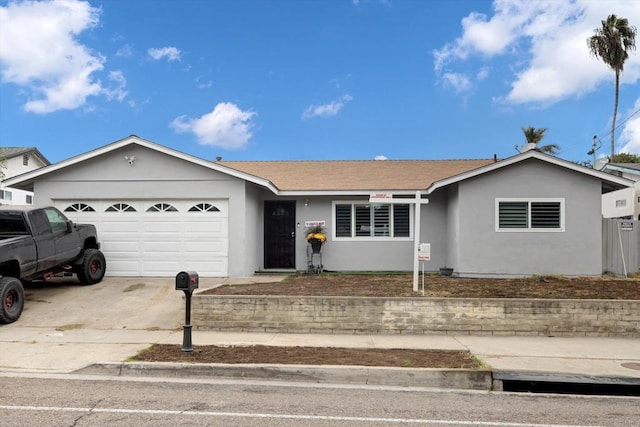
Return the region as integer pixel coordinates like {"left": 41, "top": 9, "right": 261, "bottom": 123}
{"left": 264, "top": 201, "right": 296, "bottom": 269}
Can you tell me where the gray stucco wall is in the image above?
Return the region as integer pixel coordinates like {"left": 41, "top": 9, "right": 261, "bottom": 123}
{"left": 452, "top": 159, "right": 603, "bottom": 277}
{"left": 420, "top": 190, "right": 449, "bottom": 271}
{"left": 287, "top": 160, "right": 605, "bottom": 276}
{"left": 444, "top": 185, "right": 460, "bottom": 271}
{"left": 243, "top": 184, "right": 262, "bottom": 274}
{"left": 289, "top": 195, "right": 452, "bottom": 273}
{"left": 32, "top": 145, "right": 254, "bottom": 277}
{"left": 295, "top": 196, "right": 416, "bottom": 272}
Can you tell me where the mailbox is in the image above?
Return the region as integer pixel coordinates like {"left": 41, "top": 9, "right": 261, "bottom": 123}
{"left": 175, "top": 270, "right": 198, "bottom": 353}
{"left": 175, "top": 271, "right": 199, "bottom": 291}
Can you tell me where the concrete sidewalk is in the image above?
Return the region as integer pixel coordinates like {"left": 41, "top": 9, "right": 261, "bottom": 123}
{"left": 2, "top": 326, "right": 639, "bottom": 386}
{"left": 1, "top": 276, "right": 639, "bottom": 389}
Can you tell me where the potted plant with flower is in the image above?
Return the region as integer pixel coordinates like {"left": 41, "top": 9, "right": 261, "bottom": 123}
{"left": 305, "top": 225, "right": 327, "bottom": 253}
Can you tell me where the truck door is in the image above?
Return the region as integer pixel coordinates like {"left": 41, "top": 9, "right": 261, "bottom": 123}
{"left": 42, "top": 207, "right": 83, "bottom": 265}
{"left": 27, "top": 209, "right": 57, "bottom": 272}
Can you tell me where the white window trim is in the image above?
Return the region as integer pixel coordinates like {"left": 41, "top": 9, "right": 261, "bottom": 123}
{"left": 332, "top": 200, "right": 413, "bottom": 241}
{"left": 495, "top": 198, "right": 565, "bottom": 233}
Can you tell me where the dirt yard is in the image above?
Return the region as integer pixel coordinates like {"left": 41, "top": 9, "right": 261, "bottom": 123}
{"left": 132, "top": 274, "right": 638, "bottom": 368}
{"left": 201, "top": 273, "right": 640, "bottom": 299}
{"left": 133, "top": 345, "right": 482, "bottom": 369}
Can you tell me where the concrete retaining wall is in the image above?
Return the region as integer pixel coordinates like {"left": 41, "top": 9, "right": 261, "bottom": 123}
{"left": 192, "top": 296, "right": 640, "bottom": 337}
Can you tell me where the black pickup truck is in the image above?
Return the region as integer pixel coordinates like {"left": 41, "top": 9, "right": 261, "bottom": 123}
{"left": 0, "top": 206, "right": 106, "bottom": 323}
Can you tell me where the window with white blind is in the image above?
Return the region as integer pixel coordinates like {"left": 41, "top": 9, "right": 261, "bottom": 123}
{"left": 496, "top": 198, "right": 564, "bottom": 232}
{"left": 334, "top": 202, "right": 411, "bottom": 239}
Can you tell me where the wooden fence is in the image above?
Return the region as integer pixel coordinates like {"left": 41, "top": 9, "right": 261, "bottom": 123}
{"left": 602, "top": 218, "right": 640, "bottom": 276}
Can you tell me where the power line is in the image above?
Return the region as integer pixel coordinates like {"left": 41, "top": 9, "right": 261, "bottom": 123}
{"left": 596, "top": 107, "right": 640, "bottom": 141}
{"left": 556, "top": 107, "right": 640, "bottom": 158}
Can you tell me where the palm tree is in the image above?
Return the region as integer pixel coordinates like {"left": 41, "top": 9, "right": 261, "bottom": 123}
{"left": 519, "top": 126, "right": 560, "bottom": 155}
{"left": 587, "top": 14, "right": 637, "bottom": 158}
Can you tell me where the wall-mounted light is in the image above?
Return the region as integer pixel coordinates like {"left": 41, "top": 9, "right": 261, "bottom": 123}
{"left": 124, "top": 156, "right": 136, "bottom": 166}
{"left": 304, "top": 198, "right": 310, "bottom": 207}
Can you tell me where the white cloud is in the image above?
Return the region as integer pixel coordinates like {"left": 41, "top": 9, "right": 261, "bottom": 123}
{"left": 476, "top": 67, "right": 490, "bottom": 81}
{"left": 195, "top": 75, "right": 212, "bottom": 89}
{"left": 302, "top": 94, "right": 353, "bottom": 119}
{"left": 170, "top": 102, "right": 256, "bottom": 149}
{"left": 433, "top": 2, "right": 530, "bottom": 72}
{"left": 104, "top": 70, "right": 127, "bottom": 102}
{"left": 0, "top": 0, "right": 110, "bottom": 113}
{"left": 433, "top": 0, "right": 640, "bottom": 105}
{"left": 148, "top": 46, "right": 181, "bottom": 62}
{"left": 374, "top": 155, "right": 388, "bottom": 160}
{"left": 442, "top": 73, "right": 472, "bottom": 93}
{"left": 115, "top": 44, "right": 133, "bottom": 58}
{"left": 128, "top": 97, "right": 150, "bottom": 110}
{"left": 619, "top": 99, "right": 640, "bottom": 155}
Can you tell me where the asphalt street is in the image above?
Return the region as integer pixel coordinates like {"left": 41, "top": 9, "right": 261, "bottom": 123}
{"left": 1, "top": 374, "right": 639, "bottom": 426}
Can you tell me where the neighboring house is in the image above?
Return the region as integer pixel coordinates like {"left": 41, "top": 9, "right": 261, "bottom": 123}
{"left": 4, "top": 135, "right": 632, "bottom": 278}
{"left": 599, "top": 162, "right": 640, "bottom": 220}
{"left": 0, "top": 147, "right": 50, "bottom": 205}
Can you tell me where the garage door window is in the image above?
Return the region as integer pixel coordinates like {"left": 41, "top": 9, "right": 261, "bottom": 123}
{"left": 189, "top": 203, "right": 220, "bottom": 212}
{"left": 146, "top": 203, "right": 178, "bottom": 212}
{"left": 64, "top": 203, "right": 96, "bottom": 212}
{"left": 106, "top": 203, "right": 137, "bottom": 212}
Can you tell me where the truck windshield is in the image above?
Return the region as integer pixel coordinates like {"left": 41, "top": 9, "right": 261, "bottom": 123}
{"left": 0, "top": 211, "right": 28, "bottom": 234}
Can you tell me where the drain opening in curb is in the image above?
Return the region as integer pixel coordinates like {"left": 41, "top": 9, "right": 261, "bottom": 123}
{"left": 502, "top": 380, "right": 640, "bottom": 397}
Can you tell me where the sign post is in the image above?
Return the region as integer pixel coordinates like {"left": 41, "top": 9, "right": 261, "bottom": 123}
{"left": 370, "top": 191, "right": 429, "bottom": 292}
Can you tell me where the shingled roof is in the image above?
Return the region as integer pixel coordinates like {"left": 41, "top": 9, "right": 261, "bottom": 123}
{"left": 0, "top": 147, "right": 51, "bottom": 165}
{"left": 218, "top": 159, "right": 496, "bottom": 191}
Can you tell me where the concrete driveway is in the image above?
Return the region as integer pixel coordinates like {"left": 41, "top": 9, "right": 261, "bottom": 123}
{"left": 0, "top": 275, "right": 284, "bottom": 372}
{"left": 16, "top": 277, "right": 184, "bottom": 331}
{"left": 14, "top": 275, "right": 285, "bottom": 330}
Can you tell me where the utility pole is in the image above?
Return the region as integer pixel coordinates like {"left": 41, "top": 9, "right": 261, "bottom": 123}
{"left": 587, "top": 135, "right": 600, "bottom": 168}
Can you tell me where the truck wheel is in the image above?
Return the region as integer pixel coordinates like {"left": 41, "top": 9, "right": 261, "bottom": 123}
{"left": 0, "top": 277, "right": 25, "bottom": 324}
{"left": 76, "top": 249, "right": 106, "bottom": 285}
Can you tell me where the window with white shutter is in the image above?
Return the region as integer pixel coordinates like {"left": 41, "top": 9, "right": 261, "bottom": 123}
{"left": 496, "top": 198, "right": 564, "bottom": 232}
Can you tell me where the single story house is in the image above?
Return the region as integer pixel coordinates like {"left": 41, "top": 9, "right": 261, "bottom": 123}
{"left": 0, "top": 147, "right": 50, "bottom": 205}
{"left": 4, "top": 135, "right": 633, "bottom": 278}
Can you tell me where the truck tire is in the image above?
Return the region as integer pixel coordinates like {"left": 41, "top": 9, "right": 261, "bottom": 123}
{"left": 0, "top": 277, "right": 25, "bottom": 324}
{"left": 76, "top": 249, "right": 106, "bottom": 285}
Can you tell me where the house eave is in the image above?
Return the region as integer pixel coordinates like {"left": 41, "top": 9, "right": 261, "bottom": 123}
{"left": 3, "top": 135, "right": 278, "bottom": 194}
{"left": 426, "top": 150, "right": 634, "bottom": 194}
{"left": 276, "top": 189, "right": 428, "bottom": 197}
{"left": 601, "top": 164, "right": 640, "bottom": 177}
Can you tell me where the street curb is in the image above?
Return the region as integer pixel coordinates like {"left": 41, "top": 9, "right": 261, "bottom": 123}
{"left": 74, "top": 362, "right": 494, "bottom": 390}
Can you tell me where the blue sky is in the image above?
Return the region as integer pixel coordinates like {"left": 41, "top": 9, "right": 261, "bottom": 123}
{"left": 1, "top": 0, "right": 639, "bottom": 165}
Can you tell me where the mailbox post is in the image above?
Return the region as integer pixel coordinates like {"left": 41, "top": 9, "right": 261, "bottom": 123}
{"left": 175, "top": 271, "right": 199, "bottom": 352}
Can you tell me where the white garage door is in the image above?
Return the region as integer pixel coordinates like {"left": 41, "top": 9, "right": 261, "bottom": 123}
{"left": 55, "top": 200, "right": 228, "bottom": 277}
